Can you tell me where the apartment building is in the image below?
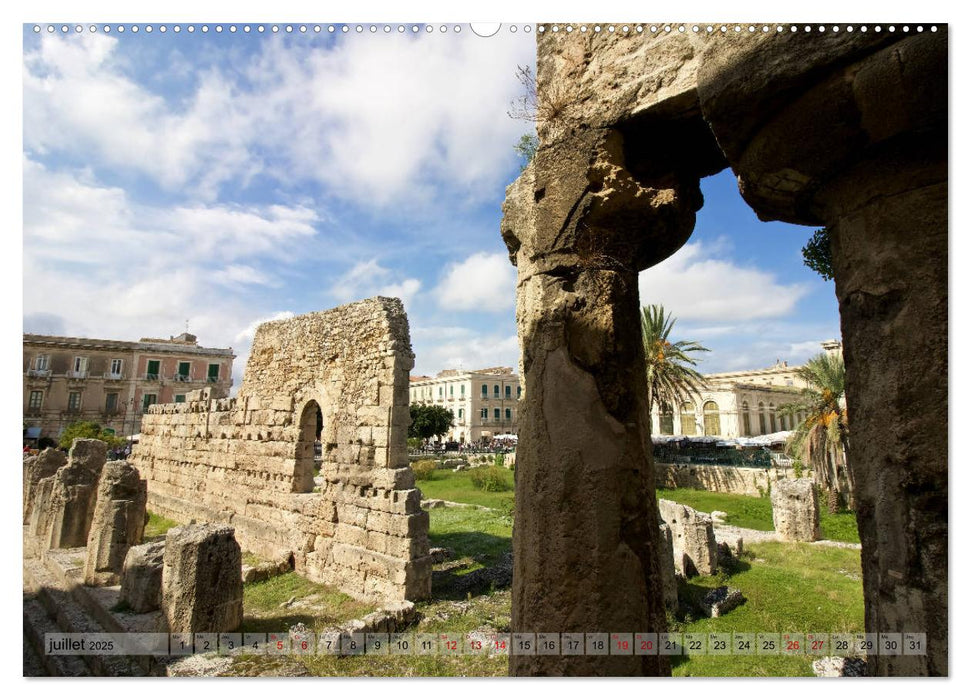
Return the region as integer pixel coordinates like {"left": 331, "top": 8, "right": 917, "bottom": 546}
{"left": 409, "top": 366, "right": 521, "bottom": 444}
{"left": 23, "top": 332, "right": 234, "bottom": 443}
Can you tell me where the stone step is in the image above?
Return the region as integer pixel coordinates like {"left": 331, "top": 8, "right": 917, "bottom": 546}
{"left": 23, "top": 557, "right": 146, "bottom": 677}
{"left": 22, "top": 595, "right": 90, "bottom": 677}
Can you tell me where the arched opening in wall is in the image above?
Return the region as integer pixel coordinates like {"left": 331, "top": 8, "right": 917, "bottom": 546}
{"left": 680, "top": 402, "right": 696, "bottom": 437}
{"left": 294, "top": 400, "right": 323, "bottom": 493}
{"left": 741, "top": 401, "right": 752, "bottom": 437}
{"left": 758, "top": 402, "right": 767, "bottom": 435}
{"left": 703, "top": 401, "right": 720, "bottom": 437}
{"left": 659, "top": 402, "right": 674, "bottom": 435}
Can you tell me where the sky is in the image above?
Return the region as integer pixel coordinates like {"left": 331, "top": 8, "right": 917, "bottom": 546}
{"left": 22, "top": 23, "right": 842, "bottom": 394}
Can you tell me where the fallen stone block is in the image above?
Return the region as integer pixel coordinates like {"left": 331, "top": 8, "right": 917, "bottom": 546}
{"left": 701, "top": 586, "right": 745, "bottom": 618}
{"left": 812, "top": 656, "right": 867, "bottom": 677}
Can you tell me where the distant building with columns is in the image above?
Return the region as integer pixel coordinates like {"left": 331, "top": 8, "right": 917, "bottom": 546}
{"left": 650, "top": 340, "right": 842, "bottom": 438}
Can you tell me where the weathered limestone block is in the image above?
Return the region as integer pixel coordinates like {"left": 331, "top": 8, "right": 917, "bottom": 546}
{"left": 83, "top": 461, "right": 148, "bottom": 586}
{"left": 771, "top": 479, "right": 820, "bottom": 542}
{"left": 43, "top": 439, "right": 108, "bottom": 549}
{"left": 120, "top": 541, "right": 166, "bottom": 613}
{"left": 658, "top": 523, "right": 678, "bottom": 611}
{"left": 160, "top": 524, "right": 243, "bottom": 634}
{"left": 658, "top": 499, "right": 718, "bottom": 577}
{"left": 23, "top": 448, "right": 67, "bottom": 524}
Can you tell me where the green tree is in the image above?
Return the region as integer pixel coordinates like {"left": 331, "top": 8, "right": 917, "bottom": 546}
{"left": 641, "top": 304, "right": 710, "bottom": 417}
{"left": 780, "top": 351, "right": 852, "bottom": 513}
{"left": 514, "top": 133, "right": 538, "bottom": 171}
{"left": 408, "top": 404, "right": 455, "bottom": 442}
{"left": 58, "top": 420, "right": 124, "bottom": 450}
{"left": 802, "top": 227, "right": 835, "bottom": 281}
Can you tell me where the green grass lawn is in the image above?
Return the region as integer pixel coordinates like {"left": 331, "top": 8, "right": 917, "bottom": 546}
{"left": 428, "top": 505, "right": 512, "bottom": 573}
{"left": 672, "top": 542, "right": 865, "bottom": 676}
{"left": 144, "top": 511, "right": 179, "bottom": 540}
{"left": 416, "top": 468, "right": 515, "bottom": 510}
{"left": 242, "top": 572, "right": 376, "bottom": 635}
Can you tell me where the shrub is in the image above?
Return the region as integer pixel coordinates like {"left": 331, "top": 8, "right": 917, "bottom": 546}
{"left": 469, "top": 465, "right": 512, "bottom": 493}
{"left": 493, "top": 453, "right": 505, "bottom": 468}
{"left": 411, "top": 459, "right": 438, "bottom": 481}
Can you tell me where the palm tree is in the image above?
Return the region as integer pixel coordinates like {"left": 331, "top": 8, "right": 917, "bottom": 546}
{"left": 780, "top": 351, "right": 851, "bottom": 513}
{"left": 641, "top": 305, "right": 710, "bottom": 418}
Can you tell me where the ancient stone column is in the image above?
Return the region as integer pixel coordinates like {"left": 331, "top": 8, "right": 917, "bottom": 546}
{"left": 695, "top": 30, "right": 947, "bottom": 675}
{"left": 83, "top": 461, "right": 148, "bottom": 586}
{"left": 160, "top": 523, "right": 243, "bottom": 634}
{"left": 658, "top": 523, "right": 679, "bottom": 611}
{"left": 42, "top": 439, "right": 108, "bottom": 549}
{"left": 770, "top": 479, "right": 820, "bottom": 542}
{"left": 120, "top": 541, "right": 166, "bottom": 613}
{"left": 23, "top": 447, "right": 67, "bottom": 524}
{"left": 501, "top": 121, "right": 700, "bottom": 675}
{"left": 825, "top": 152, "right": 947, "bottom": 677}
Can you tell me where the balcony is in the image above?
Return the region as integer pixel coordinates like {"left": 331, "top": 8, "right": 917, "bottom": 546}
{"left": 174, "top": 374, "right": 192, "bottom": 382}
{"left": 144, "top": 373, "right": 160, "bottom": 381}
{"left": 68, "top": 370, "right": 88, "bottom": 379}
{"left": 26, "top": 368, "right": 51, "bottom": 378}
{"left": 207, "top": 376, "right": 219, "bottom": 383}
{"left": 104, "top": 372, "right": 124, "bottom": 381}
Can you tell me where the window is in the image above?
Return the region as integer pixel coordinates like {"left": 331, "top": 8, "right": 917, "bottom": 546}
{"left": 177, "top": 361, "right": 191, "bottom": 381}
{"left": 460, "top": 385, "right": 465, "bottom": 396}
{"left": 481, "top": 384, "right": 488, "bottom": 398}
{"left": 34, "top": 355, "right": 49, "bottom": 371}
{"left": 680, "top": 402, "right": 696, "bottom": 436}
{"left": 505, "top": 385, "right": 512, "bottom": 399}
{"left": 703, "top": 401, "right": 721, "bottom": 436}
{"left": 105, "top": 392, "right": 119, "bottom": 413}
{"left": 494, "top": 408, "right": 501, "bottom": 421}
{"left": 146, "top": 360, "right": 160, "bottom": 380}
{"left": 207, "top": 363, "right": 220, "bottom": 382}
{"left": 769, "top": 404, "right": 777, "bottom": 432}
{"left": 458, "top": 408, "right": 464, "bottom": 420}
{"left": 174, "top": 394, "right": 186, "bottom": 403}
{"left": 741, "top": 402, "right": 752, "bottom": 436}
{"left": 142, "top": 393, "right": 157, "bottom": 411}
{"left": 109, "top": 358, "right": 123, "bottom": 377}
{"left": 28, "top": 391, "right": 43, "bottom": 410}
{"left": 67, "top": 392, "right": 82, "bottom": 411}
{"left": 494, "top": 384, "right": 500, "bottom": 398}
{"left": 449, "top": 385, "right": 453, "bottom": 397}
{"left": 505, "top": 408, "right": 512, "bottom": 421}
{"left": 72, "top": 356, "right": 89, "bottom": 377}
{"left": 480, "top": 408, "right": 488, "bottom": 420}
{"left": 517, "top": 386, "right": 522, "bottom": 399}
{"left": 659, "top": 402, "right": 674, "bottom": 435}
{"left": 758, "top": 402, "right": 767, "bottom": 434}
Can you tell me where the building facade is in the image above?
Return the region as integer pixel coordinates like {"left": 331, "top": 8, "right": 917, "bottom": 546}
{"left": 649, "top": 341, "right": 842, "bottom": 439}
{"left": 410, "top": 366, "right": 521, "bottom": 444}
{"left": 23, "top": 332, "right": 234, "bottom": 442}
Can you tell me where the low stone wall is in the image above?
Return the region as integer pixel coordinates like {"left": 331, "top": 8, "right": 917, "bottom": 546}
{"left": 130, "top": 298, "right": 431, "bottom": 604}
{"left": 656, "top": 462, "right": 789, "bottom": 497}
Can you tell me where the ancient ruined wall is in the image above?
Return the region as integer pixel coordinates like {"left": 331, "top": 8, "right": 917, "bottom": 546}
{"left": 655, "top": 463, "right": 786, "bottom": 498}
{"left": 131, "top": 297, "right": 430, "bottom": 603}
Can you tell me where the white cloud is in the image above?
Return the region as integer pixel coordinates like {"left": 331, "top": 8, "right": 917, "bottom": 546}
{"left": 23, "top": 31, "right": 533, "bottom": 208}
{"left": 639, "top": 241, "right": 808, "bottom": 322}
{"left": 22, "top": 158, "right": 319, "bottom": 369}
{"left": 330, "top": 259, "right": 421, "bottom": 310}
{"left": 411, "top": 325, "right": 520, "bottom": 376}
{"left": 436, "top": 251, "right": 516, "bottom": 312}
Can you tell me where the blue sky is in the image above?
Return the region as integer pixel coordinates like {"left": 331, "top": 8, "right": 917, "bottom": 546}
{"left": 22, "top": 23, "right": 841, "bottom": 390}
